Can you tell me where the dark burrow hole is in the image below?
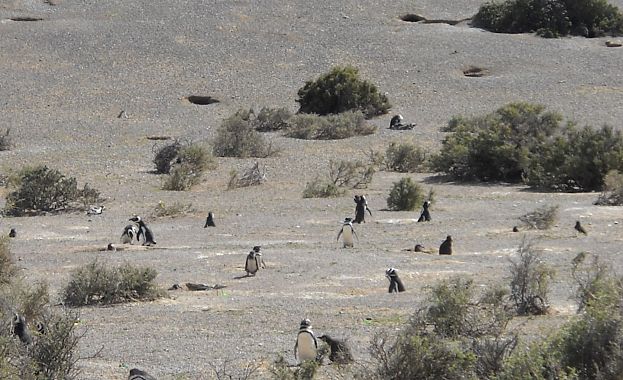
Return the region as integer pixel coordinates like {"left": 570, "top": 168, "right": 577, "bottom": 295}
{"left": 186, "top": 96, "right": 219, "bottom": 105}
{"left": 10, "top": 17, "right": 44, "bottom": 21}
{"left": 463, "top": 66, "right": 487, "bottom": 77}
{"left": 400, "top": 14, "right": 426, "bottom": 22}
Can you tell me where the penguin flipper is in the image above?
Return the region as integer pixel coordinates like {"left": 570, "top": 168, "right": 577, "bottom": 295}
{"left": 336, "top": 230, "right": 343, "bottom": 241}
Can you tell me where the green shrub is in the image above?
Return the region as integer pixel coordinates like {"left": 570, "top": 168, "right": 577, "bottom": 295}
{"left": 596, "top": 170, "right": 623, "bottom": 205}
{"left": 286, "top": 111, "right": 375, "bottom": 140}
{"left": 270, "top": 355, "right": 319, "bottom": 380}
{"left": 162, "top": 164, "right": 199, "bottom": 191}
{"left": 0, "top": 128, "right": 12, "bottom": 151}
{"left": 213, "top": 110, "right": 277, "bottom": 158}
{"left": 296, "top": 65, "right": 391, "bottom": 118}
{"left": 302, "top": 178, "right": 344, "bottom": 198}
{"left": 4, "top": 166, "right": 100, "bottom": 216}
{"left": 253, "top": 107, "right": 293, "bottom": 132}
{"left": 62, "top": 261, "right": 165, "bottom": 306}
{"left": 473, "top": 0, "right": 623, "bottom": 37}
{"left": 155, "top": 141, "right": 217, "bottom": 190}
{"left": 386, "top": 177, "right": 424, "bottom": 211}
{"left": 571, "top": 252, "right": 623, "bottom": 312}
{"left": 519, "top": 204, "right": 559, "bottom": 230}
{"left": 385, "top": 142, "right": 428, "bottom": 173}
{"left": 508, "top": 239, "right": 555, "bottom": 315}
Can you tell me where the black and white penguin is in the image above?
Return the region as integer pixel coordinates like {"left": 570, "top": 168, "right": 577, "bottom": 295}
{"left": 439, "top": 235, "right": 453, "bottom": 255}
{"left": 353, "top": 195, "right": 372, "bottom": 224}
{"left": 318, "top": 335, "right": 354, "bottom": 364}
{"left": 87, "top": 205, "right": 104, "bottom": 216}
{"left": 575, "top": 221, "right": 587, "bottom": 235}
{"left": 294, "top": 318, "right": 318, "bottom": 363}
{"left": 120, "top": 224, "right": 138, "bottom": 244}
{"left": 8, "top": 228, "right": 16, "bottom": 238}
{"left": 337, "top": 217, "right": 358, "bottom": 248}
{"left": 129, "top": 216, "right": 156, "bottom": 246}
{"left": 245, "top": 246, "right": 266, "bottom": 276}
{"left": 389, "top": 114, "right": 403, "bottom": 129}
{"left": 204, "top": 212, "right": 216, "bottom": 228}
{"left": 128, "top": 368, "right": 157, "bottom": 380}
{"left": 12, "top": 312, "right": 32, "bottom": 345}
{"left": 417, "top": 201, "right": 432, "bottom": 222}
{"left": 386, "top": 268, "right": 406, "bottom": 293}
{"left": 36, "top": 321, "right": 46, "bottom": 335}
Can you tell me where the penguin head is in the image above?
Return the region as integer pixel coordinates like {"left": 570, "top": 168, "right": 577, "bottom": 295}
{"left": 446, "top": 235, "right": 452, "bottom": 241}
{"left": 386, "top": 268, "right": 397, "bottom": 278}
{"left": 129, "top": 215, "right": 142, "bottom": 223}
{"left": 300, "top": 319, "right": 312, "bottom": 329}
{"left": 253, "top": 246, "right": 261, "bottom": 252}
{"left": 318, "top": 335, "right": 332, "bottom": 343}
{"left": 344, "top": 217, "right": 353, "bottom": 224}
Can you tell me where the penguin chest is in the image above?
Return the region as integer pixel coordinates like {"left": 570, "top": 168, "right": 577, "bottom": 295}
{"left": 246, "top": 257, "right": 259, "bottom": 274}
{"left": 120, "top": 233, "right": 132, "bottom": 244}
{"left": 341, "top": 227, "right": 354, "bottom": 247}
{"left": 297, "top": 332, "right": 317, "bottom": 361}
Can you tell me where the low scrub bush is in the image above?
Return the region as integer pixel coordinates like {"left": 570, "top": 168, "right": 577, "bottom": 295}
{"left": 153, "top": 140, "right": 182, "bottom": 174}
{"left": 213, "top": 110, "right": 277, "bottom": 158}
{"left": 62, "top": 260, "right": 166, "bottom": 306}
{"left": 302, "top": 178, "right": 344, "bottom": 198}
{"left": 433, "top": 103, "right": 623, "bottom": 191}
{"left": 153, "top": 200, "right": 194, "bottom": 217}
{"left": 570, "top": 252, "right": 623, "bottom": 312}
{"left": 296, "top": 65, "right": 391, "bottom": 118}
{"left": 227, "top": 162, "right": 267, "bottom": 189}
{"left": 473, "top": 0, "right": 623, "bottom": 37}
{"left": 386, "top": 177, "right": 424, "bottom": 211}
{"left": 596, "top": 170, "right": 623, "bottom": 205}
{"left": 253, "top": 107, "right": 293, "bottom": 132}
{"left": 302, "top": 159, "right": 375, "bottom": 198}
{"left": 0, "top": 128, "right": 12, "bottom": 151}
{"left": 270, "top": 355, "right": 319, "bottom": 380}
{"left": 4, "top": 166, "right": 101, "bottom": 216}
{"left": 0, "top": 238, "right": 14, "bottom": 284}
{"left": 508, "top": 238, "right": 555, "bottom": 315}
{"left": 286, "top": 111, "right": 375, "bottom": 140}
{"left": 156, "top": 142, "right": 217, "bottom": 190}
{"left": 385, "top": 142, "right": 429, "bottom": 173}
{"left": 519, "top": 204, "right": 559, "bottom": 230}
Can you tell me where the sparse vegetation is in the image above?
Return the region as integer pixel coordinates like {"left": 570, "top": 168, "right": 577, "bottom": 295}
{"left": 302, "top": 159, "right": 375, "bottom": 198}
{"left": 519, "top": 204, "right": 559, "bottom": 230}
{"left": 0, "top": 238, "right": 15, "bottom": 284}
{"left": 508, "top": 239, "right": 555, "bottom": 315}
{"left": 385, "top": 142, "right": 429, "bottom": 173}
{"left": 473, "top": 0, "right": 623, "bottom": 37}
{"left": 386, "top": 177, "right": 424, "bottom": 211}
{"left": 0, "top": 128, "right": 12, "bottom": 151}
{"left": 302, "top": 178, "right": 344, "bottom": 198}
{"left": 153, "top": 140, "right": 182, "bottom": 174}
{"left": 155, "top": 142, "right": 217, "bottom": 191}
{"left": 62, "top": 260, "right": 166, "bottom": 307}
{"left": 285, "top": 111, "right": 376, "bottom": 140}
{"left": 227, "top": 162, "right": 267, "bottom": 189}
{"left": 270, "top": 355, "right": 319, "bottom": 380}
{"left": 4, "top": 166, "right": 101, "bottom": 216}
{"left": 595, "top": 170, "right": 623, "bottom": 205}
{"left": 213, "top": 110, "right": 278, "bottom": 158}
{"left": 153, "top": 200, "right": 194, "bottom": 217}
{"left": 253, "top": 107, "right": 293, "bottom": 132}
{"left": 433, "top": 103, "right": 623, "bottom": 191}
{"left": 296, "top": 65, "right": 391, "bottom": 118}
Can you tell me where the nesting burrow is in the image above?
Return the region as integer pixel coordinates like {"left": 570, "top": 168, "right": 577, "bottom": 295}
{"left": 400, "top": 14, "right": 426, "bottom": 22}
{"left": 400, "top": 14, "right": 471, "bottom": 26}
{"left": 463, "top": 66, "right": 488, "bottom": 77}
{"left": 184, "top": 96, "right": 219, "bottom": 105}
{"left": 9, "top": 17, "right": 44, "bottom": 22}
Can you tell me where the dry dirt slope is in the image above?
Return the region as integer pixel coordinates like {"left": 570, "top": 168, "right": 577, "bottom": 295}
{"left": 1, "top": 0, "right": 623, "bottom": 379}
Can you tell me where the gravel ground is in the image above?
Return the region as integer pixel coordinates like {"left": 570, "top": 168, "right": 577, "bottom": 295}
{"left": 1, "top": 0, "right": 623, "bottom": 379}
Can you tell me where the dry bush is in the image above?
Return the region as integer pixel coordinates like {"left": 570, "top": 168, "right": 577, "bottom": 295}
{"left": 386, "top": 177, "right": 424, "bottom": 211}
{"left": 519, "top": 204, "right": 559, "bottom": 230}
{"left": 153, "top": 140, "right": 182, "bottom": 174}
{"left": 227, "top": 162, "right": 267, "bottom": 189}
{"left": 270, "top": 355, "right": 319, "bottom": 380}
{"left": 0, "top": 128, "right": 12, "bottom": 151}
{"left": 253, "top": 107, "right": 293, "bottom": 132}
{"left": 213, "top": 110, "right": 277, "bottom": 158}
{"left": 571, "top": 252, "right": 623, "bottom": 312}
{"left": 160, "top": 143, "right": 217, "bottom": 191}
{"left": 508, "top": 238, "right": 555, "bottom": 315}
{"left": 62, "top": 260, "right": 166, "bottom": 306}
{"left": 153, "top": 200, "right": 194, "bottom": 218}
{"left": 208, "top": 359, "right": 262, "bottom": 380}
{"left": 0, "top": 238, "right": 15, "bottom": 284}
{"left": 328, "top": 159, "right": 375, "bottom": 189}
{"left": 595, "top": 169, "right": 623, "bottom": 205}
{"left": 302, "top": 178, "right": 344, "bottom": 198}
{"left": 286, "top": 111, "right": 375, "bottom": 140}
{"left": 385, "top": 142, "right": 429, "bottom": 173}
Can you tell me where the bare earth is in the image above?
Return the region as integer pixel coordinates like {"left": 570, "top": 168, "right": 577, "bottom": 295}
{"left": 1, "top": 0, "right": 623, "bottom": 379}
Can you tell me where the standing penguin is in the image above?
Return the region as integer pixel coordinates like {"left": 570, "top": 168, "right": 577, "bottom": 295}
{"left": 8, "top": 228, "right": 16, "bottom": 238}
{"left": 129, "top": 216, "right": 156, "bottom": 246}
{"left": 389, "top": 114, "right": 403, "bottom": 129}
{"left": 337, "top": 218, "right": 358, "bottom": 248}
{"left": 417, "top": 201, "right": 432, "bottom": 222}
{"left": 353, "top": 195, "right": 372, "bottom": 224}
{"left": 12, "top": 313, "right": 32, "bottom": 345}
{"left": 120, "top": 224, "right": 139, "bottom": 244}
{"left": 245, "top": 246, "right": 266, "bottom": 276}
{"left": 204, "top": 212, "right": 216, "bottom": 228}
{"left": 128, "top": 368, "right": 157, "bottom": 380}
{"left": 439, "top": 235, "right": 453, "bottom": 255}
{"left": 386, "top": 268, "right": 406, "bottom": 293}
{"left": 294, "top": 319, "right": 318, "bottom": 363}
{"left": 318, "top": 335, "right": 354, "bottom": 364}
{"left": 575, "top": 221, "right": 587, "bottom": 235}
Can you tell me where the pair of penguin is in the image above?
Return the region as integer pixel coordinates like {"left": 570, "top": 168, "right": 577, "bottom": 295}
{"left": 353, "top": 195, "right": 372, "bottom": 224}
{"left": 121, "top": 216, "right": 156, "bottom": 246}
{"left": 245, "top": 246, "right": 266, "bottom": 276}
{"left": 11, "top": 312, "right": 46, "bottom": 345}
{"left": 294, "top": 319, "right": 353, "bottom": 364}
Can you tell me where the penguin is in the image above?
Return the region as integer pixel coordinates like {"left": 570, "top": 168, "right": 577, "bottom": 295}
{"left": 439, "top": 235, "right": 453, "bottom": 255}
{"left": 36, "top": 321, "right": 46, "bottom": 335}
{"left": 120, "top": 224, "right": 139, "bottom": 244}
{"left": 87, "top": 205, "right": 104, "bottom": 215}
{"left": 318, "top": 335, "right": 354, "bottom": 364}
{"left": 389, "top": 114, "right": 403, "bottom": 129}
{"left": 337, "top": 218, "right": 358, "bottom": 248}
{"left": 8, "top": 228, "right": 16, "bottom": 238}
{"left": 512, "top": 226, "right": 519, "bottom": 232}
{"left": 294, "top": 319, "right": 318, "bottom": 363}
{"left": 129, "top": 216, "right": 156, "bottom": 246}
{"left": 417, "top": 201, "right": 432, "bottom": 222}
{"left": 575, "top": 221, "right": 587, "bottom": 235}
{"left": 204, "top": 212, "right": 216, "bottom": 228}
{"left": 353, "top": 195, "right": 372, "bottom": 224}
{"left": 414, "top": 244, "right": 425, "bottom": 252}
{"left": 386, "top": 268, "right": 406, "bottom": 293}
{"left": 12, "top": 312, "right": 32, "bottom": 345}
{"left": 245, "top": 246, "right": 266, "bottom": 276}
{"left": 128, "top": 368, "right": 157, "bottom": 380}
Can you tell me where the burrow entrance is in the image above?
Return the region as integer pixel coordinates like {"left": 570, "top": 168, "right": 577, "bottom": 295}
{"left": 463, "top": 66, "right": 488, "bottom": 77}
{"left": 185, "top": 96, "right": 219, "bottom": 105}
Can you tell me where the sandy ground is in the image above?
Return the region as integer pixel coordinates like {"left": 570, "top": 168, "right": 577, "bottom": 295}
{"left": 1, "top": 0, "right": 623, "bottom": 378}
